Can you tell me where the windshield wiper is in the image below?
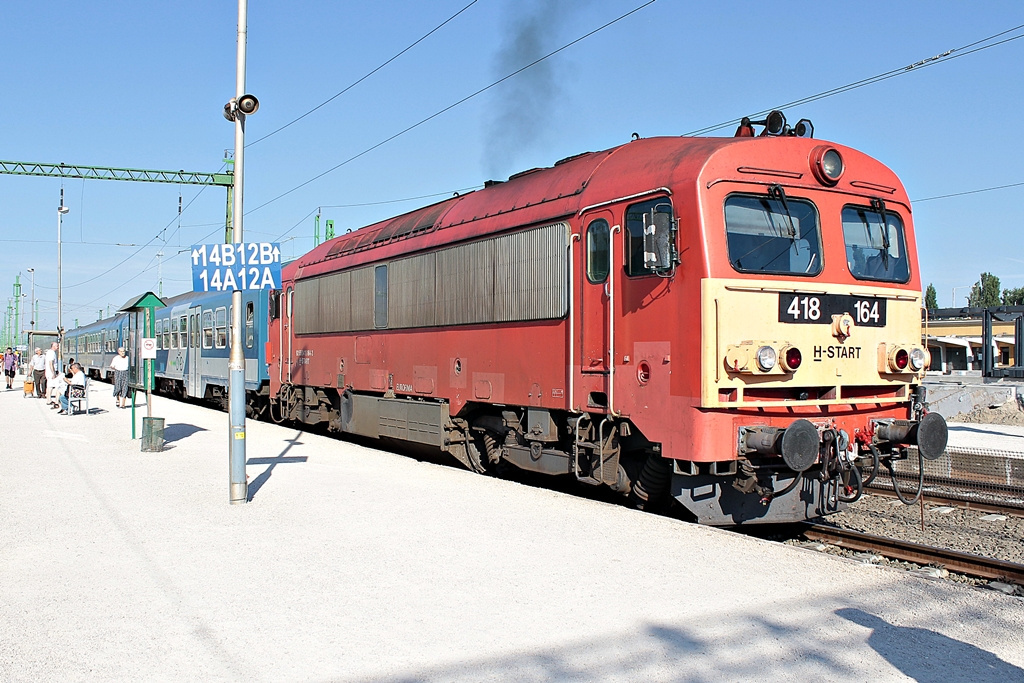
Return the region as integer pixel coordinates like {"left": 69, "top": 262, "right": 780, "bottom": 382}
{"left": 767, "top": 184, "right": 797, "bottom": 238}
{"left": 870, "top": 197, "right": 890, "bottom": 269}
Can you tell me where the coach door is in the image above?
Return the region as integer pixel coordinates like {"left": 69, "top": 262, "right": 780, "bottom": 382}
{"left": 187, "top": 305, "right": 201, "bottom": 397}
{"left": 577, "top": 210, "right": 617, "bottom": 409}
{"left": 283, "top": 286, "right": 294, "bottom": 383}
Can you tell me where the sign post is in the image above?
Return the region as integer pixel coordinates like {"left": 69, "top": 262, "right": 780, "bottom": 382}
{"left": 190, "top": 242, "right": 280, "bottom": 503}
{"left": 218, "top": 0, "right": 261, "bottom": 505}
{"left": 118, "top": 292, "right": 166, "bottom": 447}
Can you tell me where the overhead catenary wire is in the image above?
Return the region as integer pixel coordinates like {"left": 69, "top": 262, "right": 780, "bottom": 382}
{"left": 912, "top": 181, "right": 1024, "bottom": 203}
{"left": 684, "top": 23, "right": 1024, "bottom": 137}
{"left": 246, "top": 0, "right": 482, "bottom": 148}
{"left": 257, "top": 0, "right": 659, "bottom": 223}
{"left": 54, "top": 15, "right": 1024, "bottom": 316}
{"left": 52, "top": 169, "right": 223, "bottom": 291}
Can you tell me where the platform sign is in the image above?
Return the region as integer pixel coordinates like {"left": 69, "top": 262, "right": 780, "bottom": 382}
{"left": 191, "top": 242, "right": 282, "bottom": 292}
{"left": 140, "top": 337, "right": 157, "bottom": 359}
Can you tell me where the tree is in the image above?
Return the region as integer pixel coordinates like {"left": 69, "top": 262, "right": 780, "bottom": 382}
{"left": 925, "top": 284, "right": 938, "bottom": 309}
{"left": 1003, "top": 287, "right": 1024, "bottom": 306}
{"left": 967, "top": 272, "right": 1001, "bottom": 308}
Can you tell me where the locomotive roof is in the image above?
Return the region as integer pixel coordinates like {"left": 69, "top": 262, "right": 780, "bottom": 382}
{"left": 290, "top": 134, "right": 905, "bottom": 279}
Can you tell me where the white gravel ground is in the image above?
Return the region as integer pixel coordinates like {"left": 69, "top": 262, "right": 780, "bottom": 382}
{"left": 2, "top": 375, "right": 1024, "bottom": 682}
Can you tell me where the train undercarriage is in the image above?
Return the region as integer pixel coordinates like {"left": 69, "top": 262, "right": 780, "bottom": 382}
{"left": 268, "top": 383, "right": 948, "bottom": 525}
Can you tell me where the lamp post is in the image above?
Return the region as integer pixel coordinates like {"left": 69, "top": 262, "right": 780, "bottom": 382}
{"left": 57, "top": 193, "right": 69, "bottom": 338}
{"left": 952, "top": 285, "right": 972, "bottom": 308}
{"left": 224, "top": 0, "right": 259, "bottom": 505}
{"left": 26, "top": 268, "right": 35, "bottom": 334}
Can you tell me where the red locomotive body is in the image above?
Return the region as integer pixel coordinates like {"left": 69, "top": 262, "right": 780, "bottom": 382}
{"left": 268, "top": 115, "right": 946, "bottom": 524}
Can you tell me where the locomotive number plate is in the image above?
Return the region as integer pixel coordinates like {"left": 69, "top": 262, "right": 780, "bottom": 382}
{"left": 778, "top": 293, "right": 886, "bottom": 327}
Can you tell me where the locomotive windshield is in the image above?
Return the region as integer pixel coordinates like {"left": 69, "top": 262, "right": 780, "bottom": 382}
{"left": 842, "top": 205, "right": 910, "bottom": 283}
{"left": 724, "top": 194, "right": 822, "bottom": 276}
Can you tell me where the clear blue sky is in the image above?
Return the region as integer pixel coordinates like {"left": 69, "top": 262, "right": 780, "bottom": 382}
{"left": 1, "top": 0, "right": 1022, "bottom": 333}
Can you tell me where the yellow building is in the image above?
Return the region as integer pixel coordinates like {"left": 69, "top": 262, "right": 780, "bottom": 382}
{"left": 924, "top": 313, "right": 1016, "bottom": 373}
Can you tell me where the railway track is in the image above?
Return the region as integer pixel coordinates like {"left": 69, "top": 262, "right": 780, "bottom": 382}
{"left": 864, "top": 487, "right": 1024, "bottom": 516}
{"left": 802, "top": 522, "right": 1024, "bottom": 587}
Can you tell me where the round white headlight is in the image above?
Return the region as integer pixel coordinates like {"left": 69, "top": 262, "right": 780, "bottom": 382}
{"left": 756, "top": 345, "right": 777, "bottom": 372}
{"left": 811, "top": 146, "right": 844, "bottom": 186}
{"left": 909, "top": 347, "right": 926, "bottom": 371}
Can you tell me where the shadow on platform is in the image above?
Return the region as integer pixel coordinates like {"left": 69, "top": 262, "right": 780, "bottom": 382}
{"left": 163, "top": 423, "right": 209, "bottom": 444}
{"left": 247, "top": 431, "right": 307, "bottom": 501}
{"left": 343, "top": 607, "right": 1023, "bottom": 683}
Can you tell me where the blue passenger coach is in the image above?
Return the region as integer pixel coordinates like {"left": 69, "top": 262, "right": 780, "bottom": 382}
{"left": 64, "top": 288, "right": 270, "bottom": 416}
{"left": 64, "top": 315, "right": 125, "bottom": 379}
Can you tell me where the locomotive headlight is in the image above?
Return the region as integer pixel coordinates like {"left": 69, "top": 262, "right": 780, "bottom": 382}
{"left": 810, "top": 146, "right": 844, "bottom": 186}
{"left": 909, "top": 347, "right": 926, "bottom": 371}
{"left": 756, "top": 345, "right": 777, "bottom": 372}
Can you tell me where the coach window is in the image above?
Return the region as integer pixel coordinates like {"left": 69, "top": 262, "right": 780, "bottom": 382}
{"left": 190, "top": 314, "right": 198, "bottom": 348}
{"left": 374, "top": 265, "right": 388, "bottom": 328}
{"left": 245, "top": 302, "right": 255, "bottom": 348}
{"left": 842, "top": 205, "right": 910, "bottom": 283}
{"left": 724, "top": 194, "right": 822, "bottom": 276}
{"left": 624, "top": 197, "right": 674, "bottom": 276}
{"left": 179, "top": 316, "right": 187, "bottom": 349}
{"left": 215, "top": 307, "right": 227, "bottom": 348}
{"left": 586, "top": 219, "right": 611, "bottom": 282}
{"left": 202, "top": 310, "right": 214, "bottom": 349}
{"left": 164, "top": 319, "right": 172, "bottom": 349}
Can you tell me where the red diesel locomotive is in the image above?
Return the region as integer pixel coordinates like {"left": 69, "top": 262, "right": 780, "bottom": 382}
{"left": 267, "top": 111, "right": 946, "bottom": 524}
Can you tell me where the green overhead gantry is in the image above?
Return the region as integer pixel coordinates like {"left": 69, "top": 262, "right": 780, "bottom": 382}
{"left": 0, "top": 159, "right": 238, "bottom": 241}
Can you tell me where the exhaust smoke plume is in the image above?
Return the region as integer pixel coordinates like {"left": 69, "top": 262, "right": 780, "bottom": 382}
{"left": 484, "top": 1, "right": 582, "bottom": 177}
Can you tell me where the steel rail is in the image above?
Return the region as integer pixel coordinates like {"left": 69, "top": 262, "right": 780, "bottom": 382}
{"left": 802, "top": 523, "right": 1024, "bottom": 585}
{"left": 864, "top": 488, "right": 1024, "bottom": 516}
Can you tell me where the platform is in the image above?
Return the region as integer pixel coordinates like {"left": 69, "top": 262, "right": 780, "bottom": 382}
{"left": 2, "top": 373, "right": 1023, "bottom": 682}
{"left": 948, "top": 422, "right": 1024, "bottom": 453}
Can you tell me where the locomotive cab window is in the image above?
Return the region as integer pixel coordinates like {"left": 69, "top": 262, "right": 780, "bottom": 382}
{"left": 724, "top": 194, "right": 822, "bottom": 276}
{"left": 625, "top": 197, "right": 675, "bottom": 276}
{"left": 842, "top": 205, "right": 910, "bottom": 283}
{"left": 269, "top": 290, "right": 280, "bottom": 320}
{"left": 586, "top": 219, "right": 610, "bottom": 282}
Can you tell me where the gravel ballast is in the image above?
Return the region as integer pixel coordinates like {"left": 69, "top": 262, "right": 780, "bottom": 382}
{"left": 3, "top": 377, "right": 1024, "bottom": 682}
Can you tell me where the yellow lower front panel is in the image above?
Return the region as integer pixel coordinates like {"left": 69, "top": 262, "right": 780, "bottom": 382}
{"left": 701, "top": 278, "right": 924, "bottom": 409}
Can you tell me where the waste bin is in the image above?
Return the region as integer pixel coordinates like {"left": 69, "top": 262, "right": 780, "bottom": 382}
{"left": 141, "top": 417, "right": 165, "bottom": 452}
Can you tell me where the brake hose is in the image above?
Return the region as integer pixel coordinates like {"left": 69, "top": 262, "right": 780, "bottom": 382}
{"left": 862, "top": 444, "right": 881, "bottom": 487}
{"left": 884, "top": 447, "right": 925, "bottom": 505}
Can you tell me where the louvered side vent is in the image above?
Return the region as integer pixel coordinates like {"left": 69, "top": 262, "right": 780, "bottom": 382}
{"left": 293, "top": 222, "right": 568, "bottom": 334}
{"left": 494, "top": 223, "right": 568, "bottom": 322}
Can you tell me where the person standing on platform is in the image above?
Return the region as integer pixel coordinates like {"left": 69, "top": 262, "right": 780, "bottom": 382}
{"left": 3, "top": 347, "right": 16, "bottom": 390}
{"left": 29, "top": 347, "right": 46, "bottom": 397}
{"left": 45, "top": 342, "right": 60, "bottom": 406}
{"left": 110, "top": 347, "right": 130, "bottom": 409}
